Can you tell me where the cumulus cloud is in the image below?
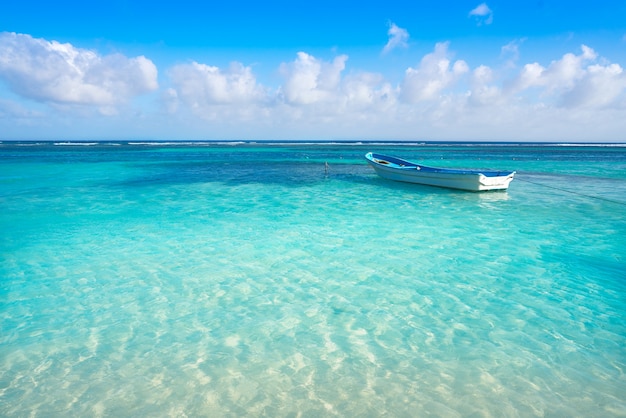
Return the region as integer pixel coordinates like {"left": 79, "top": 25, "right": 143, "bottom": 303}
{"left": 468, "top": 65, "right": 503, "bottom": 106}
{"left": 169, "top": 61, "right": 265, "bottom": 107}
{"left": 3, "top": 29, "right": 625, "bottom": 141}
{"left": 342, "top": 72, "right": 396, "bottom": 110}
{"left": 507, "top": 45, "right": 625, "bottom": 108}
{"left": 400, "top": 42, "right": 469, "bottom": 103}
{"left": 560, "top": 63, "right": 625, "bottom": 108}
{"left": 469, "top": 3, "right": 493, "bottom": 25}
{"left": 275, "top": 52, "right": 397, "bottom": 126}
{"left": 163, "top": 50, "right": 396, "bottom": 125}
{"left": 279, "top": 52, "right": 348, "bottom": 105}
{"left": 165, "top": 61, "right": 269, "bottom": 122}
{"left": 0, "top": 32, "right": 158, "bottom": 109}
{"left": 382, "top": 23, "right": 409, "bottom": 54}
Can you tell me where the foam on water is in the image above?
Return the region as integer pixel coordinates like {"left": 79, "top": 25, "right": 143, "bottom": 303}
{"left": 1, "top": 143, "right": 625, "bottom": 417}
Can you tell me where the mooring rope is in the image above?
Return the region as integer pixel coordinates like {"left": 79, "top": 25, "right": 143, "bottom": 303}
{"left": 516, "top": 177, "right": 626, "bottom": 206}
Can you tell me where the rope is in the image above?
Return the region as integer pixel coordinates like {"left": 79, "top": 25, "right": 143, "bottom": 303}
{"left": 516, "top": 177, "right": 626, "bottom": 206}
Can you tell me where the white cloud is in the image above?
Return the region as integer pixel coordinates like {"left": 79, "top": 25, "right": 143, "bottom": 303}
{"left": 277, "top": 53, "right": 398, "bottom": 128}
{"left": 561, "top": 63, "right": 626, "bottom": 108}
{"left": 469, "top": 3, "right": 493, "bottom": 25}
{"left": 382, "top": 23, "right": 409, "bottom": 54}
{"left": 2, "top": 30, "right": 625, "bottom": 142}
{"left": 400, "top": 42, "right": 469, "bottom": 103}
{"left": 342, "top": 72, "right": 396, "bottom": 111}
{"left": 278, "top": 52, "right": 348, "bottom": 105}
{"left": 467, "top": 65, "right": 503, "bottom": 106}
{"left": 507, "top": 45, "right": 625, "bottom": 108}
{"left": 169, "top": 61, "right": 265, "bottom": 106}
{"left": 0, "top": 32, "right": 158, "bottom": 110}
{"left": 166, "top": 61, "right": 269, "bottom": 122}
{"left": 161, "top": 51, "right": 397, "bottom": 135}
{"left": 163, "top": 51, "right": 394, "bottom": 127}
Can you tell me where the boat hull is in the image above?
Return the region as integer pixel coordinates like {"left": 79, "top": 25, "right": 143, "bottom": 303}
{"left": 365, "top": 152, "right": 515, "bottom": 192}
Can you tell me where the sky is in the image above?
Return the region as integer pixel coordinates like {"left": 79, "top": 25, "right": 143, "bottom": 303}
{"left": 1, "top": 0, "right": 625, "bottom": 142}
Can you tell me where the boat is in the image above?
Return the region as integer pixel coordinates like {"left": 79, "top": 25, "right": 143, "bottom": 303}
{"left": 365, "top": 152, "right": 515, "bottom": 192}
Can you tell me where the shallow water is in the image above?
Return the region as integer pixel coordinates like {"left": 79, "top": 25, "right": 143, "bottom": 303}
{"left": 1, "top": 142, "right": 625, "bottom": 417}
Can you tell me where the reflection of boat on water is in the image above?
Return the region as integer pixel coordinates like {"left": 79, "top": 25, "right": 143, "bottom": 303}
{"left": 474, "top": 191, "right": 511, "bottom": 202}
{"left": 365, "top": 152, "right": 516, "bottom": 192}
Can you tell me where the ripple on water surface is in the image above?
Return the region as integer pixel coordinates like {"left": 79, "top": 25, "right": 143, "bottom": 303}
{"left": 1, "top": 144, "right": 625, "bottom": 416}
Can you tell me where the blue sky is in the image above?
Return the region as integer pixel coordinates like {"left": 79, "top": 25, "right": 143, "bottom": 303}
{"left": 1, "top": 0, "right": 625, "bottom": 141}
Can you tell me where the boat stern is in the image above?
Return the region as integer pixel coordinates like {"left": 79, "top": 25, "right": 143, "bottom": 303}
{"left": 477, "top": 172, "right": 516, "bottom": 191}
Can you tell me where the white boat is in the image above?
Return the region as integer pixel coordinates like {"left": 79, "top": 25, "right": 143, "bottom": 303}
{"left": 365, "top": 152, "right": 515, "bottom": 192}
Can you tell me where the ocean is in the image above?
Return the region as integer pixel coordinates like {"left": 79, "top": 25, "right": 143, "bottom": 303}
{"left": 1, "top": 141, "right": 625, "bottom": 417}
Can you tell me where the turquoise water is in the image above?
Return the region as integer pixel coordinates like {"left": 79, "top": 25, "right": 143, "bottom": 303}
{"left": 1, "top": 142, "right": 625, "bottom": 417}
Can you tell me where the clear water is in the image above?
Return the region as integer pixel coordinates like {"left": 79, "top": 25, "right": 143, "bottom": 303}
{"left": 1, "top": 142, "right": 625, "bottom": 417}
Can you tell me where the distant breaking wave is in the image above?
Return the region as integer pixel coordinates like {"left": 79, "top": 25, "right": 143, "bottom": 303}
{"left": 0, "top": 140, "right": 624, "bottom": 148}
{"left": 54, "top": 142, "right": 99, "bottom": 146}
